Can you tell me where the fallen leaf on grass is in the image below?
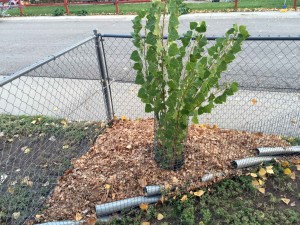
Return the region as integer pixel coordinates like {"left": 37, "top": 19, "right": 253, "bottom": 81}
{"left": 21, "top": 146, "right": 31, "bottom": 154}
{"left": 31, "top": 120, "right": 37, "bottom": 125}
{"left": 194, "top": 190, "right": 205, "bottom": 197}
{"left": 75, "top": 212, "right": 82, "bottom": 221}
{"left": 12, "top": 212, "right": 20, "bottom": 220}
{"left": 60, "top": 120, "right": 68, "bottom": 127}
{"left": 48, "top": 136, "right": 56, "bottom": 142}
{"left": 284, "top": 168, "right": 292, "bottom": 175}
{"left": 266, "top": 166, "right": 274, "bottom": 174}
{"left": 35, "top": 214, "right": 42, "bottom": 219}
{"left": 291, "top": 202, "right": 296, "bottom": 207}
{"left": 252, "top": 179, "right": 260, "bottom": 187}
{"left": 0, "top": 132, "right": 4, "bottom": 137}
{"left": 7, "top": 138, "right": 13, "bottom": 142}
{"left": 281, "top": 198, "right": 290, "bottom": 205}
{"left": 157, "top": 213, "right": 164, "bottom": 220}
{"left": 139, "top": 203, "right": 149, "bottom": 211}
{"left": 181, "top": 195, "right": 188, "bottom": 202}
{"left": 296, "top": 165, "right": 300, "bottom": 171}
{"left": 281, "top": 161, "right": 289, "bottom": 168}
{"left": 21, "top": 176, "right": 33, "bottom": 187}
{"left": 62, "top": 145, "right": 69, "bottom": 150}
{"left": 258, "top": 168, "right": 266, "bottom": 177}
{"left": 258, "top": 179, "right": 264, "bottom": 186}
{"left": 121, "top": 115, "right": 127, "bottom": 121}
{"left": 172, "top": 176, "right": 179, "bottom": 184}
{"left": 258, "top": 188, "right": 265, "bottom": 194}
{"left": 249, "top": 173, "right": 257, "bottom": 178}
{"left": 7, "top": 186, "right": 14, "bottom": 194}
{"left": 141, "top": 222, "right": 150, "bottom": 225}
{"left": 290, "top": 172, "right": 296, "bottom": 180}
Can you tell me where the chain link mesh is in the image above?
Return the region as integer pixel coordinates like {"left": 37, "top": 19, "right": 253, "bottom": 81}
{"left": 0, "top": 37, "right": 108, "bottom": 225}
{"left": 0, "top": 33, "right": 300, "bottom": 224}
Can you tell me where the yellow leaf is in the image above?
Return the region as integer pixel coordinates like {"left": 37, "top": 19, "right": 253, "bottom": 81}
{"left": 75, "top": 212, "right": 82, "bottom": 221}
{"left": 250, "top": 173, "right": 257, "bottom": 178}
{"left": 104, "top": 184, "right": 111, "bottom": 190}
{"left": 266, "top": 166, "right": 274, "bottom": 174}
{"left": 157, "top": 213, "right": 164, "bottom": 221}
{"left": 63, "top": 145, "right": 69, "bottom": 150}
{"left": 141, "top": 222, "right": 150, "bottom": 225}
{"left": 139, "top": 203, "right": 149, "bottom": 211}
{"left": 35, "top": 214, "right": 42, "bottom": 219}
{"left": 24, "top": 148, "right": 31, "bottom": 154}
{"left": 164, "top": 183, "right": 171, "bottom": 190}
{"left": 258, "top": 168, "right": 267, "bottom": 177}
{"left": 281, "top": 161, "right": 289, "bottom": 168}
{"left": 7, "top": 186, "right": 14, "bottom": 194}
{"left": 258, "top": 179, "right": 264, "bottom": 186}
{"left": 194, "top": 190, "right": 205, "bottom": 197}
{"left": 37, "top": 117, "right": 42, "bottom": 122}
{"left": 212, "top": 124, "right": 218, "bottom": 129}
{"left": 251, "top": 98, "right": 257, "bottom": 105}
{"left": 172, "top": 176, "right": 179, "bottom": 184}
{"left": 199, "top": 124, "right": 207, "bottom": 129}
{"left": 121, "top": 115, "right": 127, "bottom": 121}
{"left": 12, "top": 212, "right": 20, "bottom": 220}
{"left": 292, "top": 159, "right": 300, "bottom": 164}
{"left": 31, "top": 120, "right": 37, "bottom": 125}
{"left": 284, "top": 168, "right": 292, "bottom": 175}
{"left": 60, "top": 120, "right": 68, "bottom": 127}
{"left": 180, "top": 195, "right": 188, "bottom": 202}
{"left": 8, "top": 138, "right": 14, "bottom": 142}
{"left": 296, "top": 165, "right": 300, "bottom": 171}
{"left": 258, "top": 188, "right": 265, "bottom": 194}
{"left": 290, "top": 172, "right": 296, "bottom": 180}
{"left": 281, "top": 198, "right": 290, "bottom": 205}
{"left": 252, "top": 180, "right": 260, "bottom": 187}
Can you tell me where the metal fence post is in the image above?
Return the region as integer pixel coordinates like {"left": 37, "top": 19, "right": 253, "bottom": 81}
{"left": 93, "top": 29, "right": 114, "bottom": 122}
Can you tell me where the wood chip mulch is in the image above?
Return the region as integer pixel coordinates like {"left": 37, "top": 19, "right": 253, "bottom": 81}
{"left": 39, "top": 119, "right": 289, "bottom": 223}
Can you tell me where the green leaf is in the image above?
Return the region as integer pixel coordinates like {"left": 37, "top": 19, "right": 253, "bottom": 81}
{"left": 145, "top": 104, "right": 153, "bottom": 112}
{"left": 195, "top": 21, "right": 206, "bottom": 33}
{"left": 239, "top": 25, "right": 250, "bottom": 39}
{"left": 181, "top": 31, "right": 193, "bottom": 47}
{"left": 190, "top": 22, "right": 197, "bottom": 30}
{"left": 135, "top": 71, "right": 144, "bottom": 85}
{"left": 198, "top": 102, "right": 214, "bottom": 115}
{"left": 138, "top": 87, "right": 148, "bottom": 100}
{"left": 130, "top": 50, "right": 141, "bottom": 62}
{"left": 192, "top": 110, "right": 199, "bottom": 124}
{"left": 145, "top": 32, "right": 157, "bottom": 46}
{"left": 168, "top": 43, "right": 180, "bottom": 57}
{"left": 231, "top": 82, "right": 238, "bottom": 92}
{"left": 214, "top": 94, "right": 226, "bottom": 104}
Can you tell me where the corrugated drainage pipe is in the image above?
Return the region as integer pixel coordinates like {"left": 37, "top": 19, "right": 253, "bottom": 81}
{"left": 257, "top": 146, "right": 300, "bottom": 156}
{"left": 144, "top": 185, "right": 162, "bottom": 196}
{"left": 96, "top": 195, "right": 161, "bottom": 216}
{"left": 37, "top": 221, "right": 83, "bottom": 225}
{"left": 232, "top": 156, "right": 276, "bottom": 169}
{"left": 201, "top": 172, "right": 223, "bottom": 182}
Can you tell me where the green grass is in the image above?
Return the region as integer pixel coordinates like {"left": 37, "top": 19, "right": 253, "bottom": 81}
{"left": 99, "top": 162, "right": 300, "bottom": 225}
{"left": 7, "top": 0, "right": 300, "bottom": 17}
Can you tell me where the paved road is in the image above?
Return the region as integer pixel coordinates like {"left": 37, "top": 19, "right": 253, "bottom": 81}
{"left": 0, "top": 11, "right": 300, "bottom": 76}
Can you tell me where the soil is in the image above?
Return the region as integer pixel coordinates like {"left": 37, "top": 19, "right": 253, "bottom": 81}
{"left": 38, "top": 119, "right": 289, "bottom": 223}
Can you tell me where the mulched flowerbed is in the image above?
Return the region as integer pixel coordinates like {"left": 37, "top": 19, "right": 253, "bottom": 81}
{"left": 38, "top": 119, "right": 289, "bottom": 223}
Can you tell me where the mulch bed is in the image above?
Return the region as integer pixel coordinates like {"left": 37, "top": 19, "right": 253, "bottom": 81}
{"left": 38, "top": 119, "right": 289, "bottom": 223}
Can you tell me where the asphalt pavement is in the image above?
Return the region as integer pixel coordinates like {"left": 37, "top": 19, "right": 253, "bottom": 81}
{"left": 0, "top": 11, "right": 300, "bottom": 76}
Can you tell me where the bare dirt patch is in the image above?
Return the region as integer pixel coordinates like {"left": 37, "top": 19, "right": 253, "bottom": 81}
{"left": 40, "top": 119, "right": 289, "bottom": 223}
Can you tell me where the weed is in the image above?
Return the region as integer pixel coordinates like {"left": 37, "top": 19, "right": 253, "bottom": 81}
{"left": 75, "top": 9, "right": 88, "bottom": 16}
{"left": 52, "top": 8, "right": 65, "bottom": 16}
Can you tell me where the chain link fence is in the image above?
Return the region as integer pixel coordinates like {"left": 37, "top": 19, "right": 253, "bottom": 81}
{"left": 0, "top": 32, "right": 299, "bottom": 224}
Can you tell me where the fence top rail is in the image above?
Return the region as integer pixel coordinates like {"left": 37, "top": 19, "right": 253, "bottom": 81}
{"left": 100, "top": 34, "right": 300, "bottom": 41}
{"left": 0, "top": 35, "right": 95, "bottom": 88}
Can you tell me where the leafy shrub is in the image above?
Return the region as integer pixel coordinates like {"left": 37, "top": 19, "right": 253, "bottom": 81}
{"left": 53, "top": 8, "right": 65, "bottom": 16}
{"left": 131, "top": 0, "right": 249, "bottom": 169}
{"left": 75, "top": 9, "right": 88, "bottom": 16}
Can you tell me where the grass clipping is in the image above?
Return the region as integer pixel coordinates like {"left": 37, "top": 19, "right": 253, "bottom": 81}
{"left": 41, "top": 119, "right": 288, "bottom": 222}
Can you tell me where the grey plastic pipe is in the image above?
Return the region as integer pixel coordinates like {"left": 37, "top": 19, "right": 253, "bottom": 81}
{"left": 257, "top": 146, "right": 300, "bottom": 156}
{"left": 37, "top": 221, "right": 83, "bottom": 225}
{"left": 144, "top": 185, "right": 163, "bottom": 196}
{"left": 96, "top": 195, "right": 161, "bottom": 216}
{"left": 232, "top": 156, "right": 276, "bottom": 169}
{"left": 201, "top": 172, "right": 223, "bottom": 182}
{"left": 97, "top": 215, "right": 120, "bottom": 223}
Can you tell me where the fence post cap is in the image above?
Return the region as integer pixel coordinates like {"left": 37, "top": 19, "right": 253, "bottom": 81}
{"left": 93, "top": 29, "right": 98, "bottom": 36}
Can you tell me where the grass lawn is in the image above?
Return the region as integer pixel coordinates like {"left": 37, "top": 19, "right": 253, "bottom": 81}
{"left": 0, "top": 115, "right": 103, "bottom": 224}
{"left": 6, "top": 0, "right": 300, "bottom": 16}
{"left": 102, "top": 161, "right": 300, "bottom": 225}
